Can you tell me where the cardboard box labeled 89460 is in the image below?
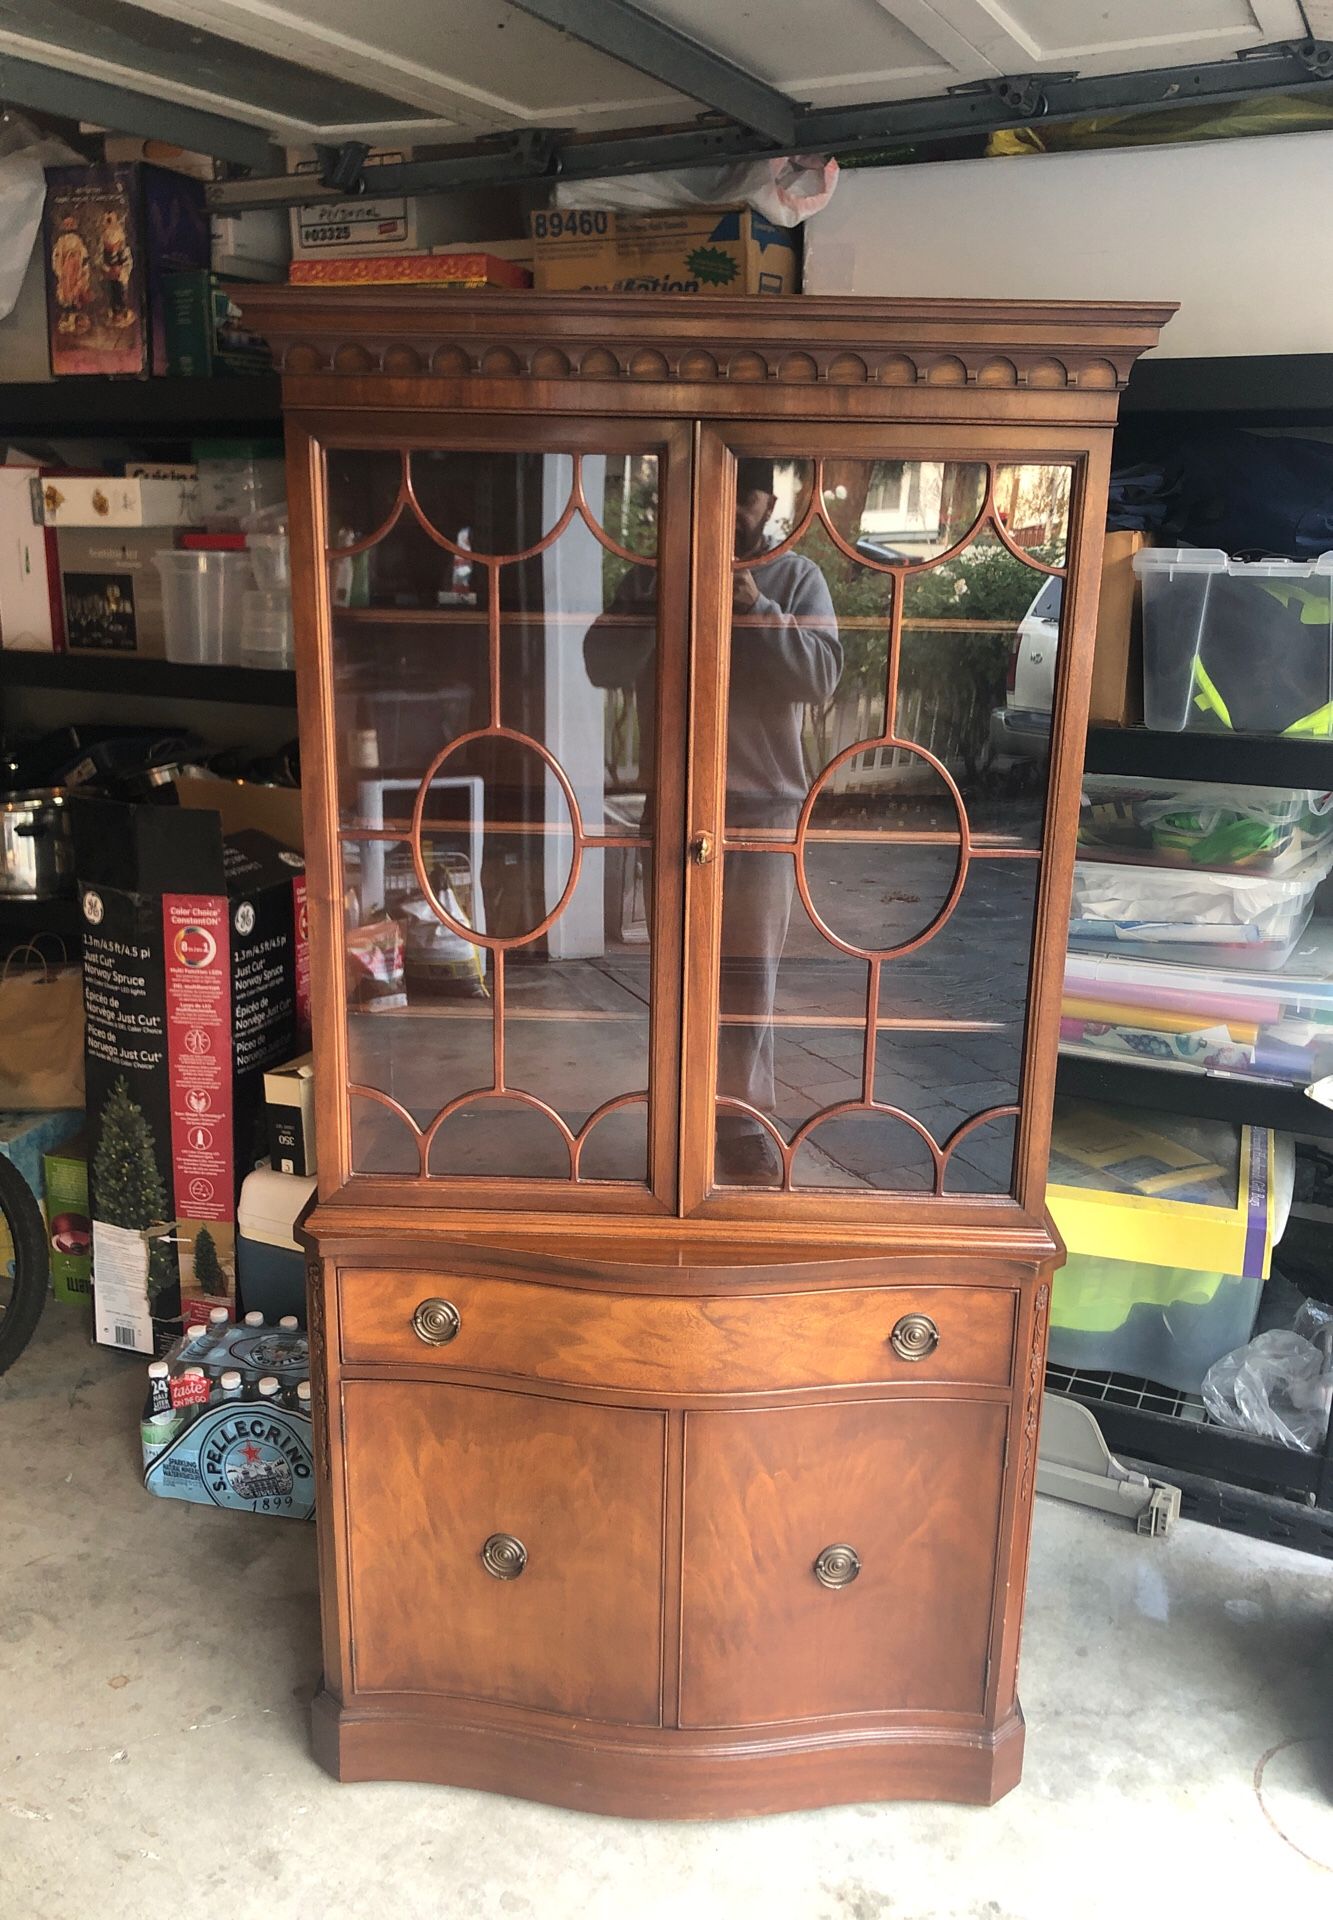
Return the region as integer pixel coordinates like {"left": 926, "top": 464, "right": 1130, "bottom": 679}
{"left": 531, "top": 207, "right": 798, "bottom": 296}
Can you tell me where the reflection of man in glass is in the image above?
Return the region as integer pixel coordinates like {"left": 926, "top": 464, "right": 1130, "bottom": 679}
{"left": 585, "top": 457, "right": 841, "bottom": 1184}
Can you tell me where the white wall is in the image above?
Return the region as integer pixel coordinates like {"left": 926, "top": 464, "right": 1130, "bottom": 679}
{"left": 805, "top": 131, "right": 1333, "bottom": 359}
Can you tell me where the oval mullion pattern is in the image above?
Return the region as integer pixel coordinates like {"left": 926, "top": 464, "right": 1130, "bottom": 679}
{"left": 334, "top": 448, "right": 657, "bottom": 1187}
{"left": 715, "top": 454, "right": 1044, "bottom": 1200}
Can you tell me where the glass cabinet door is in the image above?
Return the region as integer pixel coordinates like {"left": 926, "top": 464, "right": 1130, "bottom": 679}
{"left": 321, "top": 427, "right": 687, "bottom": 1202}
{"left": 686, "top": 436, "right": 1076, "bottom": 1210}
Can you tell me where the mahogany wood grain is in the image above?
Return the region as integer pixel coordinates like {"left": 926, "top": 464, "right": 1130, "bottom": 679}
{"left": 338, "top": 1269, "right": 1017, "bottom": 1394}
{"left": 311, "top": 1685, "right": 1026, "bottom": 1816}
{"left": 249, "top": 290, "right": 1171, "bottom": 1817}
{"left": 342, "top": 1380, "right": 666, "bottom": 1723}
{"left": 679, "top": 1399, "right": 1007, "bottom": 1727}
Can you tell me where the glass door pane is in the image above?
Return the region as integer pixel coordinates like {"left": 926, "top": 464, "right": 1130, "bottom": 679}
{"left": 325, "top": 439, "right": 677, "bottom": 1192}
{"left": 702, "top": 449, "right": 1072, "bottom": 1200}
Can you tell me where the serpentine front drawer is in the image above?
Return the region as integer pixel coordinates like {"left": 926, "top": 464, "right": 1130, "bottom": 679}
{"left": 337, "top": 1267, "right": 1018, "bottom": 1395}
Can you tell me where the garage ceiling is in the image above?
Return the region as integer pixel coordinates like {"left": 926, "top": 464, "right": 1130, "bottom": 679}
{"left": 1, "top": 0, "right": 1331, "bottom": 183}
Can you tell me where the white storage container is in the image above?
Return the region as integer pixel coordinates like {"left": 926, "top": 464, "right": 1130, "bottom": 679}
{"left": 154, "top": 549, "right": 255, "bottom": 665}
{"left": 236, "top": 1167, "right": 316, "bottom": 1324}
{"left": 1135, "top": 548, "right": 1333, "bottom": 737}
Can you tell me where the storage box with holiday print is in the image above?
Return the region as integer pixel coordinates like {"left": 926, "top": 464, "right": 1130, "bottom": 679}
{"left": 42, "top": 163, "right": 209, "bottom": 377}
{"left": 73, "top": 794, "right": 308, "bottom": 1354}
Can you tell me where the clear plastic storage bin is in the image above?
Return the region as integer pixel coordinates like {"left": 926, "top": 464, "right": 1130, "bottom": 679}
{"left": 154, "top": 549, "right": 255, "bottom": 665}
{"left": 1069, "top": 848, "right": 1333, "bottom": 970}
{"left": 1135, "top": 547, "right": 1333, "bottom": 736}
{"left": 240, "top": 588, "right": 294, "bottom": 668}
{"left": 1078, "top": 776, "right": 1333, "bottom": 875}
{"left": 196, "top": 441, "right": 286, "bottom": 532}
{"left": 1048, "top": 1254, "right": 1262, "bottom": 1393}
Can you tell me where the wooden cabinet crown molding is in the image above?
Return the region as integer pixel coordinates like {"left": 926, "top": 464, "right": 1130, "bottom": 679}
{"left": 241, "top": 288, "right": 1176, "bottom": 400}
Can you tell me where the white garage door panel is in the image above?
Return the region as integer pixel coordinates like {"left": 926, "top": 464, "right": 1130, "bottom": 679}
{"left": 804, "top": 129, "right": 1333, "bottom": 359}
{"left": 1, "top": 0, "right": 1316, "bottom": 141}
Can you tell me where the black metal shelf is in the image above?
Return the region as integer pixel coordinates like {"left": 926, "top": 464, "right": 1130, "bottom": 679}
{"left": 0, "top": 652, "right": 295, "bottom": 707}
{"left": 0, "top": 377, "right": 282, "bottom": 440}
{"left": 1121, "top": 352, "right": 1333, "bottom": 420}
{"left": 1084, "top": 725, "right": 1333, "bottom": 787}
{"left": 1056, "top": 1051, "right": 1333, "bottom": 1139}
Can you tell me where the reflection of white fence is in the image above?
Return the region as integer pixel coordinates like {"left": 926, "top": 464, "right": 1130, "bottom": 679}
{"left": 814, "top": 620, "right": 1015, "bottom": 793}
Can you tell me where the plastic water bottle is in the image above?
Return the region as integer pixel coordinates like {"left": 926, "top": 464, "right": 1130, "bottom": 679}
{"left": 147, "top": 1360, "right": 171, "bottom": 1414}
{"left": 253, "top": 1375, "right": 281, "bottom": 1406}
{"left": 288, "top": 1378, "right": 312, "bottom": 1413}
{"left": 180, "top": 1321, "right": 209, "bottom": 1361}
{"left": 216, "top": 1369, "right": 244, "bottom": 1403}
{"left": 208, "top": 1307, "right": 230, "bottom": 1330}
{"left": 279, "top": 1316, "right": 300, "bottom": 1333}
{"left": 244, "top": 1311, "right": 264, "bottom": 1328}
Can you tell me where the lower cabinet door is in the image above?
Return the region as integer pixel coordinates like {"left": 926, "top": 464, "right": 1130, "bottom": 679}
{"left": 679, "top": 1399, "right": 1007, "bottom": 1728}
{"left": 342, "top": 1381, "right": 667, "bottom": 1724}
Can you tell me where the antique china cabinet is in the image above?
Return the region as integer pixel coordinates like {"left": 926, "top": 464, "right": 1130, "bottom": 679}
{"left": 246, "top": 288, "right": 1170, "bottom": 1816}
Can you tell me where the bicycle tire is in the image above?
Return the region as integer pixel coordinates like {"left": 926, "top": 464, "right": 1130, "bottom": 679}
{"left": 0, "top": 1152, "right": 50, "bottom": 1376}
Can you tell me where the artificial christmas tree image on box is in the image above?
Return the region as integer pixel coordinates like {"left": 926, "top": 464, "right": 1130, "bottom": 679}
{"left": 189, "top": 1223, "right": 228, "bottom": 1297}
{"left": 90, "top": 1076, "right": 180, "bottom": 1344}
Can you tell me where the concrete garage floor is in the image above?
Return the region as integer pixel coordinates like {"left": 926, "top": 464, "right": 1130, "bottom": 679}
{"left": 3, "top": 1309, "right": 1331, "bottom": 1920}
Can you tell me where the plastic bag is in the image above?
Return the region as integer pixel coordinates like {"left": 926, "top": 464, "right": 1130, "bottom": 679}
{"left": 0, "top": 112, "right": 80, "bottom": 321}
{"left": 554, "top": 156, "right": 837, "bottom": 229}
{"left": 1202, "top": 1308, "right": 1333, "bottom": 1452}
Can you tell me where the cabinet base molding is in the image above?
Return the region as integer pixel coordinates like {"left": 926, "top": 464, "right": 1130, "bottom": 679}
{"left": 310, "top": 1687, "right": 1026, "bottom": 1818}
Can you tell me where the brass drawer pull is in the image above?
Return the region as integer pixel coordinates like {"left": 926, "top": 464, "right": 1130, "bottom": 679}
{"left": 889, "top": 1312, "right": 939, "bottom": 1362}
{"left": 481, "top": 1533, "right": 527, "bottom": 1580}
{"left": 412, "top": 1298, "right": 460, "bottom": 1346}
{"left": 813, "top": 1544, "right": 860, "bottom": 1590}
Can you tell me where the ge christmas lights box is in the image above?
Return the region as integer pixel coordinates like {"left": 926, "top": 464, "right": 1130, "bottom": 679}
{"left": 73, "top": 797, "right": 309, "bottom": 1354}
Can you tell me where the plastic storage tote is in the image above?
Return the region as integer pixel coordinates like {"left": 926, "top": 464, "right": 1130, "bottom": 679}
{"left": 154, "top": 549, "right": 255, "bottom": 664}
{"left": 1069, "top": 847, "right": 1333, "bottom": 969}
{"left": 1048, "top": 1253, "right": 1263, "bottom": 1393}
{"left": 1077, "top": 777, "right": 1333, "bottom": 876}
{"left": 1135, "top": 548, "right": 1333, "bottom": 737}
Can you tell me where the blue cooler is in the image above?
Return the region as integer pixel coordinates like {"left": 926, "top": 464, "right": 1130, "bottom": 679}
{"left": 236, "top": 1167, "right": 316, "bottom": 1326}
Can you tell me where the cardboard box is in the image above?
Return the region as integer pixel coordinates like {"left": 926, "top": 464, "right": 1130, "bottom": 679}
{"left": 34, "top": 473, "right": 199, "bottom": 528}
{"left": 42, "top": 163, "right": 210, "bottom": 377}
{"left": 0, "top": 466, "right": 64, "bottom": 651}
{"left": 1089, "top": 531, "right": 1149, "bottom": 728}
{"left": 288, "top": 252, "right": 530, "bottom": 289}
{"left": 43, "top": 1131, "right": 91, "bottom": 1304}
{"left": 73, "top": 795, "right": 308, "bottom": 1353}
{"left": 100, "top": 137, "right": 216, "bottom": 182}
{"left": 264, "top": 1054, "right": 316, "bottom": 1177}
{"left": 531, "top": 206, "right": 799, "bottom": 296}
{"left": 57, "top": 528, "right": 170, "bottom": 657}
{"left": 162, "top": 271, "right": 275, "bottom": 377}
{"left": 285, "top": 145, "right": 428, "bottom": 259}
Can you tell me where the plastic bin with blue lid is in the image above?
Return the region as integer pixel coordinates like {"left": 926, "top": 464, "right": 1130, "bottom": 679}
{"left": 1135, "top": 547, "right": 1333, "bottom": 737}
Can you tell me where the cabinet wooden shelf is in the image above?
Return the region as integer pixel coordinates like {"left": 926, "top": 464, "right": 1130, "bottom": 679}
{"left": 247, "top": 284, "right": 1170, "bottom": 1817}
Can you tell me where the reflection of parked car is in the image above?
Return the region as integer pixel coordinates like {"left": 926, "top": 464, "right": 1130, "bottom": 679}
{"left": 989, "top": 575, "right": 1062, "bottom": 764}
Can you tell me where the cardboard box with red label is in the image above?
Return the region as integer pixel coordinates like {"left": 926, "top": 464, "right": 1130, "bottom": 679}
{"left": 73, "top": 788, "right": 307, "bottom": 1354}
